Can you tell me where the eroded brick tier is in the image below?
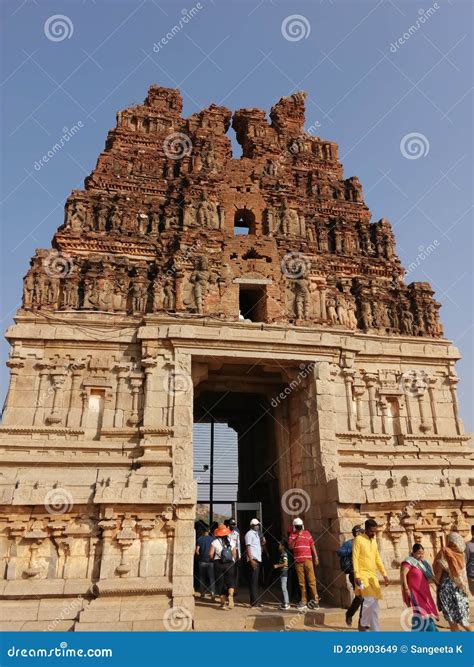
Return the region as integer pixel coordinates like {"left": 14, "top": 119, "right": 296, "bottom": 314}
{"left": 22, "top": 86, "right": 441, "bottom": 337}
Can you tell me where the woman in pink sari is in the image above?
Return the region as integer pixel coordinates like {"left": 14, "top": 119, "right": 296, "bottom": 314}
{"left": 401, "top": 543, "right": 439, "bottom": 631}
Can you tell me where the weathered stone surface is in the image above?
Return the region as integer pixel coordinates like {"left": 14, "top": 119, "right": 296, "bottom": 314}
{"left": 0, "top": 86, "right": 471, "bottom": 631}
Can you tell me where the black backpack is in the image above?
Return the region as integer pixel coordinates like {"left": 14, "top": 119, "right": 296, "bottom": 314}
{"left": 220, "top": 538, "right": 233, "bottom": 564}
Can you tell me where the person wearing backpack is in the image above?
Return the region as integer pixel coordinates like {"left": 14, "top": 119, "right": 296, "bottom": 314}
{"left": 209, "top": 524, "right": 236, "bottom": 609}
{"left": 337, "top": 524, "right": 364, "bottom": 627}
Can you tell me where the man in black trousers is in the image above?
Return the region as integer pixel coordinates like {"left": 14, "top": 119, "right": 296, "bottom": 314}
{"left": 245, "top": 518, "right": 266, "bottom": 607}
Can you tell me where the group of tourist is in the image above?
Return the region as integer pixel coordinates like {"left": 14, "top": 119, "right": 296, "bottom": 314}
{"left": 195, "top": 516, "right": 474, "bottom": 631}
{"left": 195, "top": 517, "right": 319, "bottom": 611}
{"left": 337, "top": 519, "right": 472, "bottom": 632}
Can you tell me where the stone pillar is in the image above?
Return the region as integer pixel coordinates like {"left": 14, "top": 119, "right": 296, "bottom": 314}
{"left": 33, "top": 362, "right": 51, "bottom": 426}
{"left": 378, "top": 397, "right": 389, "bottom": 435}
{"left": 66, "top": 364, "right": 85, "bottom": 428}
{"left": 171, "top": 506, "right": 195, "bottom": 613}
{"left": 98, "top": 518, "right": 118, "bottom": 580}
{"left": 416, "top": 386, "right": 430, "bottom": 433}
{"left": 447, "top": 372, "right": 463, "bottom": 435}
{"left": 365, "top": 373, "right": 378, "bottom": 433}
{"left": 342, "top": 369, "right": 355, "bottom": 431}
{"left": 113, "top": 364, "right": 130, "bottom": 428}
{"left": 79, "top": 390, "right": 89, "bottom": 428}
{"left": 3, "top": 358, "right": 24, "bottom": 425}
{"left": 45, "top": 370, "right": 66, "bottom": 424}
{"left": 128, "top": 374, "right": 142, "bottom": 426}
{"left": 140, "top": 353, "right": 173, "bottom": 428}
{"left": 352, "top": 380, "right": 366, "bottom": 431}
{"left": 427, "top": 377, "right": 438, "bottom": 435}
{"left": 137, "top": 519, "right": 155, "bottom": 577}
{"left": 141, "top": 357, "right": 158, "bottom": 426}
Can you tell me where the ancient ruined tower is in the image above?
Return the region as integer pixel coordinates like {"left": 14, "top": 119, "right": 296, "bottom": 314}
{"left": 0, "top": 86, "right": 471, "bottom": 630}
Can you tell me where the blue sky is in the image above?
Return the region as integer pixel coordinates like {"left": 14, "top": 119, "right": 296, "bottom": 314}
{"left": 1, "top": 0, "right": 472, "bottom": 428}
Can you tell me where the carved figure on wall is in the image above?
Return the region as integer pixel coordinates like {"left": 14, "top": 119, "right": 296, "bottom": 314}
{"left": 96, "top": 205, "right": 108, "bottom": 232}
{"left": 113, "top": 276, "right": 128, "bottom": 311}
{"left": 279, "top": 201, "right": 300, "bottom": 236}
{"left": 401, "top": 308, "right": 414, "bottom": 335}
{"left": 108, "top": 207, "right": 122, "bottom": 232}
{"left": 131, "top": 280, "right": 148, "bottom": 314}
{"left": 196, "top": 199, "right": 219, "bottom": 229}
{"left": 163, "top": 275, "right": 176, "bottom": 311}
{"left": 264, "top": 160, "right": 278, "bottom": 177}
{"left": 152, "top": 277, "right": 163, "bottom": 311}
{"left": 361, "top": 300, "right": 373, "bottom": 329}
{"left": 317, "top": 221, "right": 329, "bottom": 252}
{"left": 373, "top": 301, "right": 390, "bottom": 328}
{"left": 68, "top": 201, "right": 89, "bottom": 231}
{"left": 293, "top": 277, "right": 310, "bottom": 319}
{"left": 335, "top": 294, "right": 348, "bottom": 327}
{"left": 190, "top": 257, "right": 211, "bottom": 314}
{"left": 61, "top": 278, "right": 79, "bottom": 310}
{"left": 137, "top": 213, "right": 149, "bottom": 235}
{"left": 22, "top": 273, "right": 36, "bottom": 308}
{"left": 346, "top": 297, "right": 358, "bottom": 330}
{"left": 327, "top": 297, "right": 338, "bottom": 325}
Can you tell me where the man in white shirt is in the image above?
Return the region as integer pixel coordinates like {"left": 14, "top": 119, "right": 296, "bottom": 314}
{"left": 245, "top": 518, "right": 266, "bottom": 607}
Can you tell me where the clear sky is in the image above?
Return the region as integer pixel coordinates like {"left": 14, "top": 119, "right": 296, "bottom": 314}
{"left": 1, "top": 0, "right": 472, "bottom": 428}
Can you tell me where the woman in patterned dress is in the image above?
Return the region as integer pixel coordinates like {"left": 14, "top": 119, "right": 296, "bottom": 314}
{"left": 433, "top": 532, "right": 472, "bottom": 631}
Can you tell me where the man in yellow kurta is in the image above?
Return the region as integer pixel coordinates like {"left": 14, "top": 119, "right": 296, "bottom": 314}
{"left": 352, "top": 518, "right": 389, "bottom": 631}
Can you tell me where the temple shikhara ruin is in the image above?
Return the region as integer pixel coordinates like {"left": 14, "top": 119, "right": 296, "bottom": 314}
{"left": 0, "top": 86, "right": 471, "bottom": 631}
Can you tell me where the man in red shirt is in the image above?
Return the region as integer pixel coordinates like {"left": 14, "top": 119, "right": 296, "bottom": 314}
{"left": 288, "top": 517, "right": 319, "bottom": 609}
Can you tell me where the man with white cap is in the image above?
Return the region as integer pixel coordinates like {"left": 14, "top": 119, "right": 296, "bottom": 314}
{"left": 245, "top": 518, "right": 266, "bottom": 607}
{"left": 288, "top": 517, "right": 319, "bottom": 610}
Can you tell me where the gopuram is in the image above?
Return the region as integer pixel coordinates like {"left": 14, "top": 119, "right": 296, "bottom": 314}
{"left": 0, "top": 86, "right": 471, "bottom": 631}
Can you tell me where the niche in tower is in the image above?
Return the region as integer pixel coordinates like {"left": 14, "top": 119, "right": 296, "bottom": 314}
{"left": 234, "top": 209, "right": 256, "bottom": 236}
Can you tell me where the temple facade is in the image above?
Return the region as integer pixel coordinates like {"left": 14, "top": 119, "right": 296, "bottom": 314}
{"left": 0, "top": 86, "right": 471, "bottom": 631}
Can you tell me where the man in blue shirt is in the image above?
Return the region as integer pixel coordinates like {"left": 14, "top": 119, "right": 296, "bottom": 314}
{"left": 337, "top": 524, "right": 363, "bottom": 626}
{"left": 195, "top": 527, "right": 216, "bottom": 598}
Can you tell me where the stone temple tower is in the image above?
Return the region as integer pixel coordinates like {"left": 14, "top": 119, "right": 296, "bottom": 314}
{"left": 0, "top": 86, "right": 471, "bottom": 630}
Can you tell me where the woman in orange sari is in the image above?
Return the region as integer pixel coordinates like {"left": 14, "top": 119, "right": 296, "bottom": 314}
{"left": 433, "top": 532, "right": 471, "bottom": 631}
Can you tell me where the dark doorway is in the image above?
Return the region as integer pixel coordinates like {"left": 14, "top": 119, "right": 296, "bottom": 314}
{"left": 239, "top": 285, "right": 266, "bottom": 322}
{"left": 193, "top": 390, "right": 281, "bottom": 542}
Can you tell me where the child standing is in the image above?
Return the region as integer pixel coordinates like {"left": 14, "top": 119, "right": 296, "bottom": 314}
{"left": 274, "top": 540, "right": 290, "bottom": 609}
